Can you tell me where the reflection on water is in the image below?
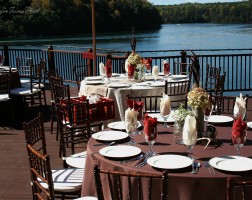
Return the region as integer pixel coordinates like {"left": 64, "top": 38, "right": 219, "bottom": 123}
{"left": 1, "top": 23, "right": 251, "bottom": 53}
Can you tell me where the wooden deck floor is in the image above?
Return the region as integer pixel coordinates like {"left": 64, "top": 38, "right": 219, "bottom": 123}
{"left": 0, "top": 86, "right": 251, "bottom": 200}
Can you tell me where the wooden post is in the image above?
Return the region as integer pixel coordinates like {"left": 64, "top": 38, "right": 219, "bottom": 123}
{"left": 91, "top": 0, "right": 97, "bottom": 76}
{"left": 180, "top": 50, "right": 187, "bottom": 74}
{"left": 3, "top": 45, "right": 9, "bottom": 66}
{"left": 47, "top": 45, "right": 55, "bottom": 71}
{"left": 87, "top": 48, "right": 94, "bottom": 76}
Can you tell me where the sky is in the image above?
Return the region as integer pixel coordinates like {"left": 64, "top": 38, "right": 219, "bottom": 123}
{"left": 148, "top": 0, "right": 245, "bottom": 5}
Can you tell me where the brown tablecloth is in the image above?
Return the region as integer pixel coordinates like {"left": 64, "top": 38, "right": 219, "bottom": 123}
{"left": 81, "top": 123, "right": 252, "bottom": 200}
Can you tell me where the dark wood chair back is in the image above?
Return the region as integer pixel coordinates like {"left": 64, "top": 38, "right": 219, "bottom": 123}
{"left": 126, "top": 94, "right": 162, "bottom": 114}
{"left": 212, "top": 94, "right": 249, "bottom": 120}
{"left": 204, "top": 65, "right": 222, "bottom": 93}
{"left": 52, "top": 83, "right": 71, "bottom": 104}
{"left": 227, "top": 178, "right": 252, "bottom": 200}
{"left": 165, "top": 79, "right": 190, "bottom": 109}
{"left": 72, "top": 64, "right": 88, "bottom": 91}
{"left": 26, "top": 144, "right": 55, "bottom": 200}
{"left": 93, "top": 165, "right": 169, "bottom": 200}
{"left": 23, "top": 112, "right": 47, "bottom": 155}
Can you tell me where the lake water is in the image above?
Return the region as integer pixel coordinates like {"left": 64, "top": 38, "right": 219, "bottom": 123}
{"left": 2, "top": 23, "right": 252, "bottom": 55}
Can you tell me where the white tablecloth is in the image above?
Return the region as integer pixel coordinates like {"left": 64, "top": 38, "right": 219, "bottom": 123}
{"left": 79, "top": 74, "right": 188, "bottom": 124}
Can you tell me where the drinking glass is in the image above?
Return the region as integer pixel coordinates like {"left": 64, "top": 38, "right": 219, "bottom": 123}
{"left": 183, "top": 132, "right": 197, "bottom": 159}
{"left": 105, "top": 66, "right": 112, "bottom": 84}
{"left": 163, "top": 62, "right": 170, "bottom": 77}
{"left": 144, "top": 127, "right": 158, "bottom": 157}
{"left": 127, "top": 64, "right": 135, "bottom": 87}
{"left": 160, "top": 105, "right": 171, "bottom": 128}
{"left": 145, "top": 63, "right": 151, "bottom": 76}
{"left": 232, "top": 131, "right": 247, "bottom": 156}
{"left": 125, "top": 121, "right": 137, "bottom": 145}
{"left": 99, "top": 67, "right": 106, "bottom": 83}
{"left": 204, "top": 104, "right": 213, "bottom": 129}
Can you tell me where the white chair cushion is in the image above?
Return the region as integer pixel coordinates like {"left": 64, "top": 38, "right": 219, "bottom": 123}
{"left": 66, "top": 151, "right": 87, "bottom": 169}
{"left": 20, "top": 79, "right": 30, "bottom": 88}
{"left": 74, "top": 197, "right": 98, "bottom": 200}
{"left": 0, "top": 94, "right": 10, "bottom": 101}
{"left": 10, "top": 87, "right": 40, "bottom": 95}
{"left": 40, "top": 168, "right": 84, "bottom": 193}
{"left": 32, "top": 83, "right": 45, "bottom": 89}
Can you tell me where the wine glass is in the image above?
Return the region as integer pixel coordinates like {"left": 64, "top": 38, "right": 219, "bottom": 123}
{"left": 145, "top": 63, "right": 151, "bottom": 76}
{"left": 204, "top": 104, "right": 213, "bottom": 129}
{"left": 127, "top": 64, "right": 135, "bottom": 87}
{"left": 125, "top": 121, "right": 137, "bottom": 145}
{"left": 105, "top": 65, "right": 112, "bottom": 84}
{"left": 160, "top": 105, "right": 171, "bottom": 128}
{"left": 183, "top": 130, "right": 197, "bottom": 159}
{"left": 152, "top": 66, "right": 159, "bottom": 82}
{"left": 144, "top": 126, "right": 158, "bottom": 157}
{"left": 232, "top": 131, "right": 247, "bottom": 156}
{"left": 163, "top": 61, "right": 170, "bottom": 78}
{"left": 99, "top": 64, "right": 106, "bottom": 83}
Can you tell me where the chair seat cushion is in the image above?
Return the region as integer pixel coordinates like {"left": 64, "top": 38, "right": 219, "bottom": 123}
{"left": 10, "top": 87, "right": 40, "bottom": 95}
{"left": 40, "top": 168, "right": 84, "bottom": 193}
{"left": 66, "top": 151, "right": 87, "bottom": 169}
{"left": 0, "top": 94, "right": 10, "bottom": 101}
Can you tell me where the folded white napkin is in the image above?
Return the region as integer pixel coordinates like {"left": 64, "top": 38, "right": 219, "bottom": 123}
{"left": 160, "top": 92, "right": 171, "bottom": 116}
{"left": 99, "top": 62, "right": 106, "bottom": 76}
{"left": 152, "top": 65, "right": 159, "bottom": 76}
{"left": 233, "top": 93, "right": 247, "bottom": 119}
{"left": 124, "top": 59, "right": 129, "bottom": 73}
{"left": 125, "top": 108, "right": 138, "bottom": 132}
{"left": 182, "top": 115, "right": 197, "bottom": 145}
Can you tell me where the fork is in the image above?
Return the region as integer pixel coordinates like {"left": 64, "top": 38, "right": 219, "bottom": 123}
{"left": 204, "top": 161, "right": 216, "bottom": 174}
{"left": 135, "top": 157, "right": 149, "bottom": 168}
{"left": 120, "top": 154, "right": 145, "bottom": 164}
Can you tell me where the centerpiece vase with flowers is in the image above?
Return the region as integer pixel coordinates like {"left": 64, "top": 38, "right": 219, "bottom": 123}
{"left": 125, "top": 34, "right": 143, "bottom": 83}
{"left": 171, "top": 104, "right": 192, "bottom": 144}
{"left": 187, "top": 86, "right": 209, "bottom": 138}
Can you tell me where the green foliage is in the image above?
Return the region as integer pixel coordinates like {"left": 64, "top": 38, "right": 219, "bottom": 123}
{"left": 0, "top": 0, "right": 162, "bottom": 37}
{"left": 157, "top": 1, "right": 252, "bottom": 24}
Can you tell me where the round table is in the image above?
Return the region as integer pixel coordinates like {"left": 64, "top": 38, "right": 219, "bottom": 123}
{"left": 81, "top": 122, "right": 252, "bottom": 200}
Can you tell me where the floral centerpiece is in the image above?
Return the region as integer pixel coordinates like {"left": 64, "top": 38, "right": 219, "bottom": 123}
{"left": 187, "top": 86, "right": 209, "bottom": 138}
{"left": 172, "top": 104, "right": 192, "bottom": 127}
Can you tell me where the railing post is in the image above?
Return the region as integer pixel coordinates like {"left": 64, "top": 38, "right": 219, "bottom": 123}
{"left": 180, "top": 50, "right": 187, "bottom": 73}
{"left": 3, "top": 45, "right": 9, "bottom": 66}
{"left": 47, "top": 45, "right": 55, "bottom": 71}
{"left": 87, "top": 48, "right": 94, "bottom": 76}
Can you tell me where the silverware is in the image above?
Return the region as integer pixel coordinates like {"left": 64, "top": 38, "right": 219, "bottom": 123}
{"left": 93, "top": 141, "right": 115, "bottom": 147}
{"left": 120, "top": 154, "right": 145, "bottom": 164}
{"left": 204, "top": 161, "right": 216, "bottom": 174}
{"left": 192, "top": 162, "right": 200, "bottom": 174}
{"left": 135, "top": 157, "right": 149, "bottom": 168}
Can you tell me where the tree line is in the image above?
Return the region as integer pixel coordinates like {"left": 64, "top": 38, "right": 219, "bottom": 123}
{"left": 0, "top": 0, "right": 251, "bottom": 38}
{"left": 0, "top": 0, "right": 162, "bottom": 38}
{"left": 157, "top": 1, "right": 252, "bottom": 24}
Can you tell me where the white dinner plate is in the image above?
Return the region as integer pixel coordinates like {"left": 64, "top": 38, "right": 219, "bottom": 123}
{"left": 247, "top": 121, "right": 252, "bottom": 129}
{"left": 169, "top": 75, "right": 188, "bottom": 79}
{"left": 147, "top": 154, "right": 193, "bottom": 169}
{"left": 107, "top": 121, "right": 141, "bottom": 130}
{"left": 85, "top": 80, "right": 104, "bottom": 85}
{"left": 207, "top": 115, "right": 233, "bottom": 124}
{"left": 109, "top": 83, "right": 129, "bottom": 88}
{"left": 148, "top": 112, "right": 175, "bottom": 123}
{"left": 99, "top": 145, "right": 141, "bottom": 158}
{"left": 209, "top": 156, "right": 252, "bottom": 172}
{"left": 92, "top": 131, "right": 128, "bottom": 141}
{"left": 148, "top": 82, "right": 165, "bottom": 87}
{"left": 86, "top": 76, "right": 103, "bottom": 81}
{"left": 159, "top": 72, "right": 164, "bottom": 76}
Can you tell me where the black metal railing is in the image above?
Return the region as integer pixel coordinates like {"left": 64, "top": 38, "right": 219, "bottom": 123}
{"left": 1, "top": 45, "right": 252, "bottom": 92}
